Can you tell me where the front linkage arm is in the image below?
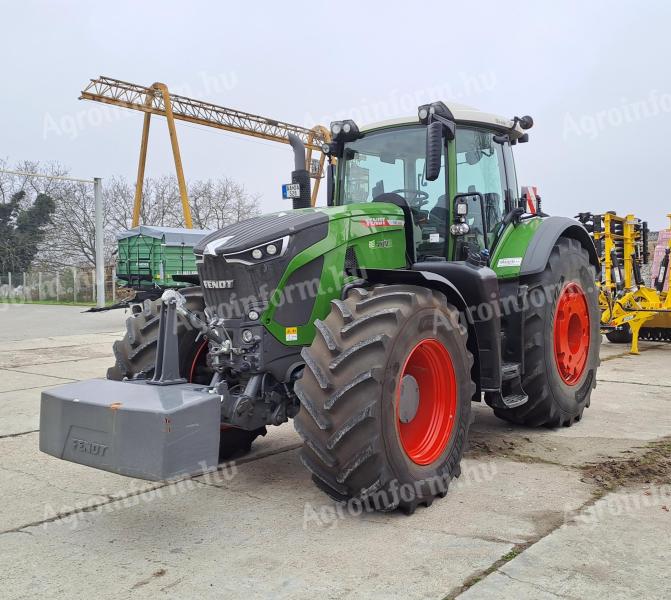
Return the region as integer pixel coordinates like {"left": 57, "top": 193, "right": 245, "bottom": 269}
{"left": 150, "top": 290, "right": 298, "bottom": 429}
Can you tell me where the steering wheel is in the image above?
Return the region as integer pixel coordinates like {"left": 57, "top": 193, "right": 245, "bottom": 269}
{"left": 391, "top": 189, "right": 429, "bottom": 207}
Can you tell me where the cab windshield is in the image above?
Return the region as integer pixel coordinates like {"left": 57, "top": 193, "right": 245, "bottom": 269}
{"left": 339, "top": 125, "right": 447, "bottom": 258}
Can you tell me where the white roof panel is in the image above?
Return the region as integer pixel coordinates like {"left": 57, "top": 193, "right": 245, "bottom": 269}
{"left": 359, "top": 101, "right": 524, "bottom": 138}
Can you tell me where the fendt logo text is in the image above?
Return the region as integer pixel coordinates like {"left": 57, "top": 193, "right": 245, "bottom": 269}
{"left": 71, "top": 438, "right": 109, "bottom": 457}
{"left": 202, "top": 280, "right": 235, "bottom": 289}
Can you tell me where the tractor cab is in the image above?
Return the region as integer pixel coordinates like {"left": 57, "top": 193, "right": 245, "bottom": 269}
{"left": 325, "top": 102, "right": 531, "bottom": 265}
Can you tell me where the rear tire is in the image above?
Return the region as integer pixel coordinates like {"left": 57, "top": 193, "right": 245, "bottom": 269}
{"left": 107, "top": 287, "right": 266, "bottom": 460}
{"left": 293, "top": 284, "right": 475, "bottom": 514}
{"left": 494, "top": 237, "right": 600, "bottom": 427}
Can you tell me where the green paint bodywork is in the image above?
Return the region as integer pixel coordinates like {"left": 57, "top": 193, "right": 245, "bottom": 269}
{"left": 262, "top": 203, "right": 406, "bottom": 346}
{"left": 258, "top": 198, "right": 547, "bottom": 348}
{"left": 490, "top": 217, "right": 544, "bottom": 279}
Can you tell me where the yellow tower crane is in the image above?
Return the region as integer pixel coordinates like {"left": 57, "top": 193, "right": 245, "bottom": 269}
{"left": 80, "top": 76, "right": 330, "bottom": 228}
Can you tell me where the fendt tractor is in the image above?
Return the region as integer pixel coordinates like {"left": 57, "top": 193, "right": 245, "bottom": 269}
{"left": 40, "top": 101, "right": 601, "bottom": 513}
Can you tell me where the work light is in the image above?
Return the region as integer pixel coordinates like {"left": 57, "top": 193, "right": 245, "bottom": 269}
{"left": 329, "top": 119, "right": 360, "bottom": 142}
{"left": 418, "top": 101, "right": 453, "bottom": 124}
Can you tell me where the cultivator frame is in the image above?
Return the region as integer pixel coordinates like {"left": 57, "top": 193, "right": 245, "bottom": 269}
{"left": 577, "top": 212, "right": 671, "bottom": 353}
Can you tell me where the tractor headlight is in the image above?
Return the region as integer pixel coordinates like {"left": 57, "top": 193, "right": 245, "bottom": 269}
{"left": 248, "top": 310, "right": 260, "bottom": 321}
{"left": 222, "top": 235, "right": 290, "bottom": 265}
{"left": 241, "top": 329, "right": 254, "bottom": 344}
{"left": 450, "top": 222, "right": 471, "bottom": 236}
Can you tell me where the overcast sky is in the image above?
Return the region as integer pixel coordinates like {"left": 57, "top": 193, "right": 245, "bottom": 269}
{"left": 2, "top": 0, "right": 670, "bottom": 228}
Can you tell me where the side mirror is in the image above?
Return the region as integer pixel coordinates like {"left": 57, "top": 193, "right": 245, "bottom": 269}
{"left": 425, "top": 121, "right": 444, "bottom": 181}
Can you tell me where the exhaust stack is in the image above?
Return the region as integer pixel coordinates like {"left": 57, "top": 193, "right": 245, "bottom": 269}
{"left": 288, "top": 133, "right": 312, "bottom": 210}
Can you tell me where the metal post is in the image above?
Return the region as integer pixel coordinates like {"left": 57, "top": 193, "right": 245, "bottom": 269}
{"left": 73, "top": 267, "right": 78, "bottom": 304}
{"left": 94, "top": 177, "right": 105, "bottom": 308}
{"left": 38, "top": 272, "right": 42, "bottom": 301}
{"left": 8, "top": 272, "right": 11, "bottom": 299}
{"left": 112, "top": 266, "right": 116, "bottom": 303}
{"left": 56, "top": 272, "right": 60, "bottom": 301}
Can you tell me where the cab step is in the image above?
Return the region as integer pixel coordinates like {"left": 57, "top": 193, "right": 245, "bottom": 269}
{"left": 484, "top": 362, "right": 529, "bottom": 409}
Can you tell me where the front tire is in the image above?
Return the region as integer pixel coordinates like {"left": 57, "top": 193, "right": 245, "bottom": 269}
{"left": 495, "top": 237, "right": 600, "bottom": 427}
{"left": 293, "top": 284, "right": 475, "bottom": 514}
{"left": 107, "top": 287, "right": 266, "bottom": 460}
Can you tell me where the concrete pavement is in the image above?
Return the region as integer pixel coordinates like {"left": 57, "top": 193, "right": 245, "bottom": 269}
{"left": 0, "top": 303, "right": 669, "bottom": 599}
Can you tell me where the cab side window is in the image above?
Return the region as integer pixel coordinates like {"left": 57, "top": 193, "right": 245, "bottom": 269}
{"left": 455, "top": 127, "right": 508, "bottom": 252}
{"left": 502, "top": 142, "right": 519, "bottom": 207}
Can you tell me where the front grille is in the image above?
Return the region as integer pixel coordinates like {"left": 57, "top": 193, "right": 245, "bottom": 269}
{"left": 198, "top": 255, "right": 282, "bottom": 319}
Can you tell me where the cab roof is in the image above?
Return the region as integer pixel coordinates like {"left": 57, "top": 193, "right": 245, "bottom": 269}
{"left": 359, "top": 101, "right": 525, "bottom": 138}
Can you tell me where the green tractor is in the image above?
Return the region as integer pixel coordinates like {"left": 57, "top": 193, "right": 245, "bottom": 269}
{"left": 40, "top": 101, "right": 600, "bottom": 514}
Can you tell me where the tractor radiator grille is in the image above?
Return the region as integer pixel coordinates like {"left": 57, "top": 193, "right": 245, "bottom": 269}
{"left": 197, "top": 256, "right": 274, "bottom": 319}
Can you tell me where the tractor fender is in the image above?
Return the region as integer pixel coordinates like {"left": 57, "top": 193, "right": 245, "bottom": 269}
{"left": 357, "top": 267, "right": 469, "bottom": 312}
{"left": 357, "top": 267, "right": 502, "bottom": 396}
{"left": 520, "top": 216, "right": 599, "bottom": 276}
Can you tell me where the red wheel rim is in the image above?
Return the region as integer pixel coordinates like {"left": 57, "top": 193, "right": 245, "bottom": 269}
{"left": 553, "top": 283, "right": 590, "bottom": 386}
{"left": 189, "top": 340, "right": 231, "bottom": 432}
{"left": 397, "top": 339, "right": 457, "bottom": 466}
{"left": 189, "top": 340, "right": 209, "bottom": 383}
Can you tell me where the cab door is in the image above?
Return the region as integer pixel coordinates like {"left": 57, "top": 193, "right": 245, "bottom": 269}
{"left": 453, "top": 127, "right": 509, "bottom": 260}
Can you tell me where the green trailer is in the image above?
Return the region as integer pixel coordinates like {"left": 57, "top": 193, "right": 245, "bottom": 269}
{"left": 115, "top": 226, "right": 213, "bottom": 290}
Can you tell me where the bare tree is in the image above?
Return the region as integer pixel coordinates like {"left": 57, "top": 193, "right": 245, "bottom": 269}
{"left": 1, "top": 161, "right": 262, "bottom": 271}
{"left": 103, "top": 175, "right": 135, "bottom": 232}
{"left": 190, "top": 177, "right": 260, "bottom": 229}
{"left": 0, "top": 159, "right": 69, "bottom": 206}
{"left": 24, "top": 169, "right": 260, "bottom": 270}
{"left": 40, "top": 180, "right": 101, "bottom": 268}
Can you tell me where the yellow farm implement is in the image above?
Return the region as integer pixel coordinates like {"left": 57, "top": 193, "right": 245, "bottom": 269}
{"left": 576, "top": 212, "right": 671, "bottom": 354}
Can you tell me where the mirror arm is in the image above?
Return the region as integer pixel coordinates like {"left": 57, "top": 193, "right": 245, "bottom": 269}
{"left": 429, "top": 113, "right": 456, "bottom": 140}
{"left": 326, "top": 158, "right": 335, "bottom": 207}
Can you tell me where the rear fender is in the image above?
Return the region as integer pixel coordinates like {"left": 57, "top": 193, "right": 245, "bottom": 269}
{"left": 521, "top": 217, "right": 599, "bottom": 276}
{"left": 491, "top": 216, "right": 599, "bottom": 279}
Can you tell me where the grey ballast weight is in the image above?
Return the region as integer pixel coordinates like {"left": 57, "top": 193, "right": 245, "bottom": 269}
{"left": 39, "top": 379, "right": 220, "bottom": 481}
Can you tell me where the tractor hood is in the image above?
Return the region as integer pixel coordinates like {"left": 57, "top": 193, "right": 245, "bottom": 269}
{"left": 193, "top": 204, "right": 406, "bottom": 324}
{"left": 193, "top": 203, "right": 407, "bottom": 259}
{"left": 194, "top": 209, "right": 329, "bottom": 258}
